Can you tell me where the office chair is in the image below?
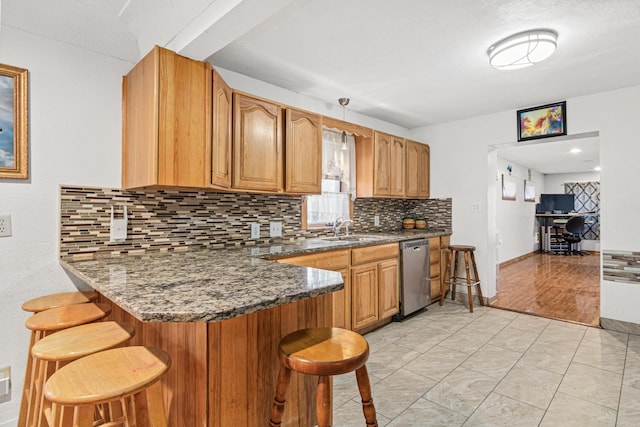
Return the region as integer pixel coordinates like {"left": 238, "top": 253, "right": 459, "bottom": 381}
{"left": 560, "top": 216, "right": 587, "bottom": 255}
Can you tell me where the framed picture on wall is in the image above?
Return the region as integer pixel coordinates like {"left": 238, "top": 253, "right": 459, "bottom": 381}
{"left": 0, "top": 63, "right": 29, "bottom": 179}
{"left": 517, "top": 101, "right": 566, "bottom": 142}
{"left": 524, "top": 180, "right": 536, "bottom": 202}
{"left": 502, "top": 174, "right": 516, "bottom": 201}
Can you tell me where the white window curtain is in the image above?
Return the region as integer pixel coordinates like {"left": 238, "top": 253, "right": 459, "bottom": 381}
{"left": 306, "top": 128, "right": 356, "bottom": 226}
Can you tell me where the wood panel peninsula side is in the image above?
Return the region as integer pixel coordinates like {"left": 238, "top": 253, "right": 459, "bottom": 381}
{"left": 60, "top": 248, "right": 342, "bottom": 427}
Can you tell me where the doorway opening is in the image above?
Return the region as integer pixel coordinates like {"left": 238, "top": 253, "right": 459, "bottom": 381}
{"left": 488, "top": 132, "right": 601, "bottom": 326}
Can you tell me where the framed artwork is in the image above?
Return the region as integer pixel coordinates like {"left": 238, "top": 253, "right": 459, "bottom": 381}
{"left": 524, "top": 180, "right": 536, "bottom": 202}
{"left": 502, "top": 174, "right": 516, "bottom": 201}
{"left": 0, "top": 63, "right": 29, "bottom": 179}
{"left": 517, "top": 101, "right": 566, "bottom": 142}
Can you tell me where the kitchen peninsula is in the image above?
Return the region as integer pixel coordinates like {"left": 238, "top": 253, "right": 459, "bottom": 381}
{"left": 60, "top": 231, "right": 449, "bottom": 426}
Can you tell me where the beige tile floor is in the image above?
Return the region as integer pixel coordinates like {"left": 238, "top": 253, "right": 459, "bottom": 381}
{"left": 332, "top": 301, "right": 640, "bottom": 426}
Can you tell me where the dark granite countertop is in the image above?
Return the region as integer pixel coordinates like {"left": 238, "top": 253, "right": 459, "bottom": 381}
{"left": 60, "top": 229, "right": 450, "bottom": 323}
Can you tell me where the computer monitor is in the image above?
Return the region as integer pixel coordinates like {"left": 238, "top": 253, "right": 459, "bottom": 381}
{"left": 538, "top": 193, "right": 575, "bottom": 214}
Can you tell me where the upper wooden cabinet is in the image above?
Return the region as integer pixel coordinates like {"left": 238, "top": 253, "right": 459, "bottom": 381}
{"left": 210, "top": 69, "right": 232, "bottom": 189}
{"left": 357, "top": 131, "right": 406, "bottom": 198}
{"left": 405, "top": 140, "right": 430, "bottom": 199}
{"left": 285, "top": 108, "right": 322, "bottom": 194}
{"left": 232, "top": 93, "right": 283, "bottom": 192}
{"left": 122, "top": 46, "right": 210, "bottom": 189}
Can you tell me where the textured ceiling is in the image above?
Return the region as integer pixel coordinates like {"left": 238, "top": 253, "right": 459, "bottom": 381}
{"left": 4, "top": 0, "right": 640, "bottom": 172}
{"left": 3, "top": 0, "right": 639, "bottom": 130}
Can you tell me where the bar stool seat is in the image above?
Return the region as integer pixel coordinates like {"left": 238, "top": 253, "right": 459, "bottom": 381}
{"left": 22, "top": 291, "right": 98, "bottom": 313}
{"left": 43, "top": 346, "right": 171, "bottom": 427}
{"left": 27, "top": 321, "right": 135, "bottom": 427}
{"left": 20, "top": 303, "right": 111, "bottom": 427}
{"left": 440, "top": 245, "right": 484, "bottom": 313}
{"left": 269, "top": 327, "right": 378, "bottom": 427}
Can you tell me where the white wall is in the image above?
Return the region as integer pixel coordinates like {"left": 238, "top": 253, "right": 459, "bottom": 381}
{"left": 0, "top": 27, "right": 412, "bottom": 424}
{"left": 0, "top": 27, "right": 133, "bottom": 424}
{"left": 410, "top": 85, "right": 640, "bottom": 326}
{"left": 543, "top": 171, "right": 600, "bottom": 194}
{"left": 496, "top": 157, "right": 543, "bottom": 263}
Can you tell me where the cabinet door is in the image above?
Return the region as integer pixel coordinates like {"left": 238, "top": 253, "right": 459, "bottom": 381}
{"left": 373, "top": 132, "right": 392, "bottom": 196}
{"left": 390, "top": 136, "right": 406, "bottom": 196}
{"left": 405, "top": 140, "right": 420, "bottom": 198}
{"left": 333, "top": 268, "right": 351, "bottom": 330}
{"left": 157, "top": 48, "right": 209, "bottom": 187}
{"left": 285, "top": 108, "right": 322, "bottom": 194}
{"left": 418, "top": 143, "right": 430, "bottom": 198}
{"left": 210, "top": 69, "right": 232, "bottom": 188}
{"left": 378, "top": 258, "right": 399, "bottom": 319}
{"left": 122, "top": 46, "right": 209, "bottom": 189}
{"left": 351, "top": 264, "right": 379, "bottom": 330}
{"left": 232, "top": 93, "right": 282, "bottom": 192}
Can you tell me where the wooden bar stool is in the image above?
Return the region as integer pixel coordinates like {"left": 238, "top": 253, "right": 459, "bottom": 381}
{"left": 19, "top": 303, "right": 111, "bottom": 427}
{"left": 43, "top": 346, "right": 171, "bottom": 427}
{"left": 440, "top": 245, "right": 484, "bottom": 313}
{"left": 27, "top": 321, "right": 135, "bottom": 427}
{"left": 22, "top": 291, "right": 98, "bottom": 313}
{"left": 269, "top": 327, "right": 378, "bottom": 427}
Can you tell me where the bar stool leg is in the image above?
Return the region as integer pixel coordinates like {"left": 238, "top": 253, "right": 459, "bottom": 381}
{"left": 145, "top": 381, "right": 168, "bottom": 427}
{"left": 440, "top": 249, "right": 453, "bottom": 306}
{"left": 464, "top": 251, "right": 474, "bottom": 313}
{"left": 74, "top": 405, "right": 94, "bottom": 427}
{"left": 269, "top": 365, "right": 292, "bottom": 427}
{"left": 452, "top": 250, "right": 460, "bottom": 301}
{"left": 470, "top": 252, "right": 484, "bottom": 306}
{"left": 355, "top": 365, "right": 378, "bottom": 427}
{"left": 316, "top": 376, "right": 330, "bottom": 427}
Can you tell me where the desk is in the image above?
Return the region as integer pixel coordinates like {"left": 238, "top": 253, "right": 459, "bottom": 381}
{"left": 535, "top": 212, "right": 598, "bottom": 252}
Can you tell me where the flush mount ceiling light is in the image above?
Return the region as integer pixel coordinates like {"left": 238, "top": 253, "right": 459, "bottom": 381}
{"left": 487, "top": 29, "right": 558, "bottom": 70}
{"left": 570, "top": 148, "right": 582, "bottom": 154}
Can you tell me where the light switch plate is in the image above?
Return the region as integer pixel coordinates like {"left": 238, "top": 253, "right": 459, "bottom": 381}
{"left": 250, "top": 223, "right": 260, "bottom": 239}
{"left": 269, "top": 221, "right": 282, "bottom": 237}
{"left": 374, "top": 215, "right": 380, "bottom": 226}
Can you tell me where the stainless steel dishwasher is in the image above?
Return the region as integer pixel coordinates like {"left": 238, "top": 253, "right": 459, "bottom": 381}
{"left": 396, "top": 239, "right": 430, "bottom": 320}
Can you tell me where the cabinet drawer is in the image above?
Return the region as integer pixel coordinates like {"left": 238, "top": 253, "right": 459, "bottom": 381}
{"left": 429, "top": 237, "right": 441, "bottom": 251}
{"left": 277, "top": 249, "right": 349, "bottom": 270}
{"left": 430, "top": 248, "right": 441, "bottom": 264}
{"left": 351, "top": 243, "right": 398, "bottom": 266}
{"left": 430, "top": 262, "right": 440, "bottom": 278}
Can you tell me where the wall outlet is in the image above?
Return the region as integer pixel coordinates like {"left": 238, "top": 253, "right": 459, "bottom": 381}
{"left": 250, "top": 223, "right": 260, "bottom": 239}
{"left": 0, "top": 214, "right": 12, "bottom": 237}
{"left": 0, "top": 366, "right": 10, "bottom": 398}
{"left": 471, "top": 202, "right": 481, "bottom": 213}
{"left": 374, "top": 215, "right": 380, "bottom": 227}
{"left": 269, "top": 221, "right": 282, "bottom": 237}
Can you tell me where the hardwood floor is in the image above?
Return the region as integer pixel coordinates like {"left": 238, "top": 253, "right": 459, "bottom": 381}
{"left": 491, "top": 251, "right": 600, "bottom": 327}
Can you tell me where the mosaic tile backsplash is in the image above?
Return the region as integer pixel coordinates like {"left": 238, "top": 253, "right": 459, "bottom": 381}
{"left": 603, "top": 251, "right": 640, "bottom": 284}
{"left": 60, "top": 186, "right": 452, "bottom": 260}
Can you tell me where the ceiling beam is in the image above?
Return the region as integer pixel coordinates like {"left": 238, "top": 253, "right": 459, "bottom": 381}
{"left": 173, "top": 0, "right": 296, "bottom": 61}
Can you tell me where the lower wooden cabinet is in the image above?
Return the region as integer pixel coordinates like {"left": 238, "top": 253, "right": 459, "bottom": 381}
{"left": 351, "top": 263, "right": 379, "bottom": 330}
{"left": 378, "top": 258, "right": 400, "bottom": 320}
{"left": 274, "top": 242, "right": 399, "bottom": 332}
{"left": 351, "top": 243, "right": 399, "bottom": 331}
{"left": 274, "top": 249, "right": 351, "bottom": 330}
{"left": 429, "top": 235, "right": 451, "bottom": 302}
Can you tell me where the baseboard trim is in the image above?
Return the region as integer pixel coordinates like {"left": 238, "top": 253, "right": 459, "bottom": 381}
{"left": 499, "top": 251, "right": 537, "bottom": 268}
{"left": 600, "top": 317, "right": 640, "bottom": 336}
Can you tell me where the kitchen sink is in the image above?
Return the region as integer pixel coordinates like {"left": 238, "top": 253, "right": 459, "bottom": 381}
{"left": 320, "top": 235, "right": 381, "bottom": 242}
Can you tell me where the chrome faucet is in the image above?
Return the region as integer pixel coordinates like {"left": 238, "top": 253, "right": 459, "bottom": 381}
{"left": 333, "top": 217, "right": 353, "bottom": 237}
